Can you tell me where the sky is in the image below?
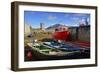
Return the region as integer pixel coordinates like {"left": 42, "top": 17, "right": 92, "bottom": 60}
{"left": 24, "top": 11, "right": 90, "bottom": 28}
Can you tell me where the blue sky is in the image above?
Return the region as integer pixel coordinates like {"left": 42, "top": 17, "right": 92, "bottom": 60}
{"left": 24, "top": 11, "right": 90, "bottom": 28}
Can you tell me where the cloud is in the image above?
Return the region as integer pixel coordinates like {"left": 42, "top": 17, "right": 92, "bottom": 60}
{"left": 87, "top": 17, "right": 90, "bottom": 22}
{"left": 65, "top": 13, "right": 89, "bottom": 18}
{"left": 48, "top": 15, "right": 57, "bottom": 20}
{"left": 64, "top": 14, "right": 70, "bottom": 17}
{"left": 73, "top": 14, "right": 88, "bottom": 17}
{"left": 71, "top": 17, "right": 80, "bottom": 21}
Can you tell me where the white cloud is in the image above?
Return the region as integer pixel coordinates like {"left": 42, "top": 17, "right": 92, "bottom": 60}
{"left": 73, "top": 14, "right": 87, "bottom": 17}
{"left": 64, "top": 14, "right": 70, "bottom": 17}
{"left": 72, "top": 17, "right": 80, "bottom": 21}
{"left": 87, "top": 17, "right": 90, "bottom": 22}
{"left": 48, "top": 15, "right": 57, "bottom": 20}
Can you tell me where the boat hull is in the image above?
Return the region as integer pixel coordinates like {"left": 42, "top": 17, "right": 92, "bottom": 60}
{"left": 24, "top": 45, "right": 90, "bottom": 61}
{"left": 53, "top": 31, "right": 70, "bottom": 41}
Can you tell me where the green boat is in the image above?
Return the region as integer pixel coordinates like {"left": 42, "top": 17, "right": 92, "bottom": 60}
{"left": 25, "top": 43, "right": 81, "bottom": 61}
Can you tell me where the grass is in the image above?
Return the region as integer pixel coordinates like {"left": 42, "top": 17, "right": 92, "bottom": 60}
{"left": 32, "top": 30, "right": 52, "bottom": 41}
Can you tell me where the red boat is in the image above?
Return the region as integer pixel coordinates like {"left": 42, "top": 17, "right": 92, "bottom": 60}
{"left": 53, "top": 27, "right": 70, "bottom": 41}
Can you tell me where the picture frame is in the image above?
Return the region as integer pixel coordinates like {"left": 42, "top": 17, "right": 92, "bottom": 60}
{"left": 11, "top": 1, "right": 97, "bottom": 71}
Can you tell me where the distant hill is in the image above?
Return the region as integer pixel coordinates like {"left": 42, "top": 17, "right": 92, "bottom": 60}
{"left": 46, "top": 24, "right": 68, "bottom": 30}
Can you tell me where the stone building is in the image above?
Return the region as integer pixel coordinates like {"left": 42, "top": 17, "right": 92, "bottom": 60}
{"left": 78, "top": 25, "right": 90, "bottom": 42}
{"left": 69, "top": 25, "right": 90, "bottom": 42}
{"left": 40, "top": 23, "right": 45, "bottom": 30}
{"left": 24, "top": 24, "right": 31, "bottom": 36}
{"left": 69, "top": 27, "right": 78, "bottom": 41}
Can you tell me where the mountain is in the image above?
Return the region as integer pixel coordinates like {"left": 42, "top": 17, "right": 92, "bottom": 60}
{"left": 46, "top": 24, "right": 68, "bottom": 30}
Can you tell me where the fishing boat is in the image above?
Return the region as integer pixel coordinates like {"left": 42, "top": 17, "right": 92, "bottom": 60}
{"left": 52, "top": 27, "right": 70, "bottom": 41}
{"left": 25, "top": 42, "right": 81, "bottom": 61}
